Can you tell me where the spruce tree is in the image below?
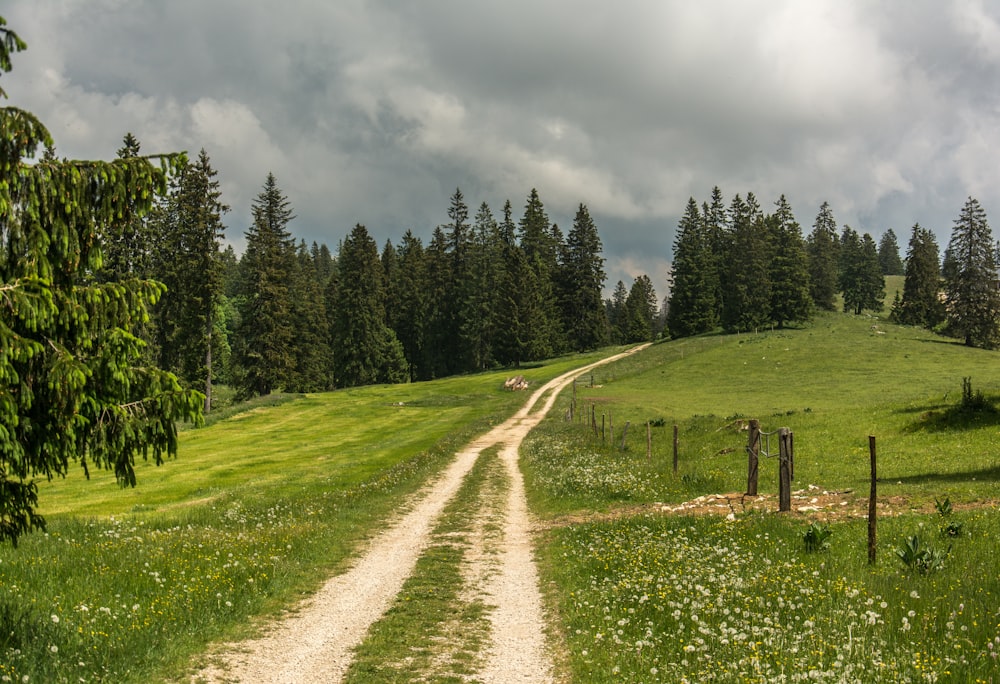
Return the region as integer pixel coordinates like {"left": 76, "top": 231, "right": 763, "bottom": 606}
{"left": 332, "top": 225, "right": 407, "bottom": 386}
{"left": 624, "top": 275, "right": 658, "bottom": 343}
{"left": 838, "top": 227, "right": 884, "bottom": 315}
{"left": 877, "top": 228, "right": 904, "bottom": 275}
{"left": 465, "top": 202, "right": 503, "bottom": 369}
{"left": 494, "top": 200, "right": 544, "bottom": 366}
{"left": 286, "top": 240, "right": 332, "bottom": 392}
{"left": 703, "top": 186, "right": 729, "bottom": 324}
{"left": 893, "top": 224, "right": 944, "bottom": 328}
{"left": 607, "top": 280, "right": 629, "bottom": 344}
{"left": 422, "top": 226, "right": 451, "bottom": 378}
{"left": 667, "top": 198, "right": 717, "bottom": 337}
{"left": 443, "top": 188, "right": 476, "bottom": 373}
{"left": 234, "top": 173, "right": 297, "bottom": 397}
{"left": 806, "top": 201, "right": 839, "bottom": 311}
{"left": 519, "top": 189, "right": 562, "bottom": 355}
{"left": 944, "top": 197, "right": 1000, "bottom": 348}
{"left": 722, "top": 193, "right": 770, "bottom": 332}
{"left": 150, "top": 149, "right": 228, "bottom": 411}
{"left": 558, "top": 204, "right": 608, "bottom": 351}
{"left": 391, "top": 231, "right": 428, "bottom": 380}
{"left": 0, "top": 19, "right": 202, "bottom": 544}
{"left": 767, "top": 195, "right": 813, "bottom": 327}
{"left": 99, "top": 132, "right": 153, "bottom": 282}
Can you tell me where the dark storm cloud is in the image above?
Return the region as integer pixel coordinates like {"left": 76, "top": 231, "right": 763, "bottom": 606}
{"left": 5, "top": 0, "right": 1000, "bottom": 295}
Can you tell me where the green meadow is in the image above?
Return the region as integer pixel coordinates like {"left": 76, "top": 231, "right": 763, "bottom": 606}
{"left": 3, "top": 307, "right": 1000, "bottom": 682}
{"left": 0, "top": 352, "right": 607, "bottom": 683}
{"left": 524, "top": 310, "right": 1000, "bottom": 682}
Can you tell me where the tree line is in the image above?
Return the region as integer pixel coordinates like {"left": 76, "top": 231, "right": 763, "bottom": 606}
{"left": 665, "top": 187, "right": 998, "bottom": 349}
{"left": 103, "top": 145, "right": 664, "bottom": 405}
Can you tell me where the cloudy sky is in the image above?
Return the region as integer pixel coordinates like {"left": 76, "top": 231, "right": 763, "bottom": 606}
{"left": 5, "top": 1, "right": 1000, "bottom": 296}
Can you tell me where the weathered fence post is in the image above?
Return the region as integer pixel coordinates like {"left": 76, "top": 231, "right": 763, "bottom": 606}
{"left": 868, "top": 435, "right": 877, "bottom": 565}
{"left": 789, "top": 431, "right": 795, "bottom": 481}
{"left": 591, "top": 405, "right": 597, "bottom": 437}
{"left": 620, "top": 421, "right": 630, "bottom": 450}
{"left": 673, "top": 424, "right": 679, "bottom": 474}
{"left": 646, "top": 421, "right": 652, "bottom": 460}
{"left": 746, "top": 419, "right": 760, "bottom": 496}
{"left": 778, "top": 427, "right": 792, "bottom": 512}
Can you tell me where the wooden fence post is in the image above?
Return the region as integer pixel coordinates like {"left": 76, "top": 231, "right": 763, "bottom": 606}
{"left": 646, "top": 421, "right": 652, "bottom": 460}
{"left": 673, "top": 424, "right": 679, "bottom": 474}
{"left": 591, "top": 405, "right": 597, "bottom": 437}
{"left": 868, "top": 435, "right": 877, "bottom": 565}
{"left": 746, "top": 419, "right": 760, "bottom": 496}
{"left": 620, "top": 421, "right": 630, "bottom": 451}
{"left": 778, "top": 427, "right": 791, "bottom": 512}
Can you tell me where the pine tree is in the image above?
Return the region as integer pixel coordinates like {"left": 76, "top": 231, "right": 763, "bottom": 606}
{"left": 838, "top": 227, "right": 884, "bottom": 315}
{"left": 465, "top": 202, "right": 503, "bottom": 369}
{"left": 150, "top": 149, "right": 228, "bottom": 412}
{"left": 893, "top": 224, "right": 944, "bottom": 328}
{"left": 422, "top": 226, "right": 451, "bottom": 378}
{"left": 624, "top": 275, "right": 658, "bottom": 342}
{"left": 442, "top": 188, "right": 476, "bottom": 373}
{"left": 494, "top": 200, "right": 544, "bottom": 366}
{"left": 767, "top": 195, "right": 813, "bottom": 327}
{"left": 332, "top": 225, "right": 407, "bottom": 386}
{"left": 806, "top": 201, "right": 839, "bottom": 311}
{"left": 944, "top": 197, "right": 1000, "bottom": 348}
{"left": 703, "top": 186, "right": 728, "bottom": 323}
{"left": 234, "top": 173, "right": 297, "bottom": 397}
{"left": 0, "top": 20, "right": 202, "bottom": 544}
{"left": 519, "top": 189, "right": 562, "bottom": 355}
{"left": 99, "top": 132, "right": 153, "bottom": 282}
{"left": 391, "top": 230, "right": 428, "bottom": 380}
{"left": 607, "top": 280, "right": 629, "bottom": 344}
{"left": 877, "top": 229, "right": 904, "bottom": 275}
{"left": 667, "top": 198, "right": 717, "bottom": 337}
{"left": 722, "top": 193, "right": 770, "bottom": 332}
{"left": 286, "top": 240, "right": 332, "bottom": 392}
{"left": 558, "top": 204, "right": 608, "bottom": 351}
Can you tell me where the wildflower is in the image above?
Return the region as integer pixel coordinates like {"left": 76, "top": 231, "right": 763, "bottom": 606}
{"left": 50, "top": 614, "right": 59, "bottom": 624}
{"left": 50, "top": 645, "right": 58, "bottom": 654}
{"left": 910, "top": 590, "right": 920, "bottom": 599}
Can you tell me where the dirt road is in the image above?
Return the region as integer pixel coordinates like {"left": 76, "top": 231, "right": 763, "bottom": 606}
{"left": 192, "top": 346, "right": 647, "bottom": 683}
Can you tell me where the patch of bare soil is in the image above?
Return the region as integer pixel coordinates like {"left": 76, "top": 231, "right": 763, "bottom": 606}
{"left": 543, "top": 487, "right": 1000, "bottom": 535}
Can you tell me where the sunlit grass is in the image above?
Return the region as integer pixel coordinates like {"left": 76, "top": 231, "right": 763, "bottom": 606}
{"left": 0, "top": 350, "right": 610, "bottom": 684}
{"left": 526, "top": 311, "right": 1000, "bottom": 682}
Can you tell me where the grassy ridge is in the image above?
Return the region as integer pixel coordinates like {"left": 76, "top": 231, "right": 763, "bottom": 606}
{"left": 0, "top": 350, "right": 610, "bottom": 684}
{"left": 550, "top": 314, "right": 1000, "bottom": 503}
{"left": 524, "top": 312, "right": 1000, "bottom": 682}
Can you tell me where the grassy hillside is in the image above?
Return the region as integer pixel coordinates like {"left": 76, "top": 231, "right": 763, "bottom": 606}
{"left": 524, "top": 312, "right": 1000, "bottom": 682}
{"left": 528, "top": 312, "right": 1000, "bottom": 509}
